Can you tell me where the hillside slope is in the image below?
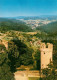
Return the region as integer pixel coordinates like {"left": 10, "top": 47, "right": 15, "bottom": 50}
{"left": 0, "top": 18, "right": 33, "bottom": 32}
{"left": 36, "top": 21, "right": 57, "bottom": 33}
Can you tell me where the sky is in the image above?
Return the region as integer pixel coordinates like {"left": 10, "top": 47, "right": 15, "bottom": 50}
{"left": 0, "top": 0, "right": 57, "bottom": 17}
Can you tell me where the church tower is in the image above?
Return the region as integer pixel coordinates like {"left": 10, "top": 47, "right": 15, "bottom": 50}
{"left": 40, "top": 43, "right": 53, "bottom": 69}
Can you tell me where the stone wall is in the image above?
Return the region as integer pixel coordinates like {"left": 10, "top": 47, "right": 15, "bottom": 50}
{"left": 40, "top": 43, "right": 53, "bottom": 69}
{"left": 14, "top": 71, "right": 40, "bottom": 80}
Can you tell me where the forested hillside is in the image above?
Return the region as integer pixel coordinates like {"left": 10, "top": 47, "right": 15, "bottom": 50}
{"left": 36, "top": 21, "right": 57, "bottom": 33}
{"left": 0, "top": 18, "right": 24, "bottom": 23}
{"left": 0, "top": 18, "right": 33, "bottom": 32}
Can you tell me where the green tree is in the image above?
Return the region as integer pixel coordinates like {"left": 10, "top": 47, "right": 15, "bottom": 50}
{"left": 34, "top": 50, "right": 40, "bottom": 70}
{"left": 8, "top": 41, "right": 19, "bottom": 72}
{"left": 0, "top": 44, "right": 15, "bottom": 80}
{"left": 20, "top": 47, "right": 33, "bottom": 65}
{"left": 42, "top": 63, "right": 57, "bottom": 80}
{"left": 12, "top": 39, "right": 34, "bottom": 66}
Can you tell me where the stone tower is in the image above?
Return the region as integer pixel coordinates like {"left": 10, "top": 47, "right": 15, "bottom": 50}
{"left": 40, "top": 43, "right": 53, "bottom": 69}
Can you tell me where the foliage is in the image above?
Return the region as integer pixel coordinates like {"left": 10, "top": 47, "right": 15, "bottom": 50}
{"left": 42, "top": 63, "right": 57, "bottom": 80}
{"left": 0, "top": 20, "right": 33, "bottom": 33}
{"left": 12, "top": 39, "right": 34, "bottom": 66}
{"left": 36, "top": 21, "right": 57, "bottom": 33}
{"left": 34, "top": 50, "right": 40, "bottom": 70}
{"left": 8, "top": 41, "right": 19, "bottom": 72}
{"left": 0, "top": 44, "right": 6, "bottom": 52}
{"left": 0, "top": 45, "right": 15, "bottom": 80}
{"left": 7, "top": 38, "right": 34, "bottom": 71}
{"left": 20, "top": 47, "right": 34, "bottom": 65}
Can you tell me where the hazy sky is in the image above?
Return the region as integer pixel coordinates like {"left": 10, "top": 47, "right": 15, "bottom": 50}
{"left": 0, "top": 0, "right": 57, "bottom": 17}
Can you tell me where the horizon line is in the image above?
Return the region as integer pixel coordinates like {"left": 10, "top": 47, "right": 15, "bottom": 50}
{"left": 0, "top": 15, "right": 57, "bottom": 18}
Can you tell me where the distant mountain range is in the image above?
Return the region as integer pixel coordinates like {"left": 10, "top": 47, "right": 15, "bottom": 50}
{"left": 1, "top": 15, "right": 57, "bottom": 21}
{"left": 9, "top": 15, "right": 57, "bottom": 20}
{"left": 0, "top": 18, "right": 25, "bottom": 24}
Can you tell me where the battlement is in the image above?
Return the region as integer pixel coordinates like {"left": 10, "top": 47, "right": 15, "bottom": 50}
{"left": 40, "top": 43, "right": 53, "bottom": 51}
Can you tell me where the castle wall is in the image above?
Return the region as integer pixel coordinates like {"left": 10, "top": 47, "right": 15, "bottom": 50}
{"left": 40, "top": 43, "right": 53, "bottom": 69}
